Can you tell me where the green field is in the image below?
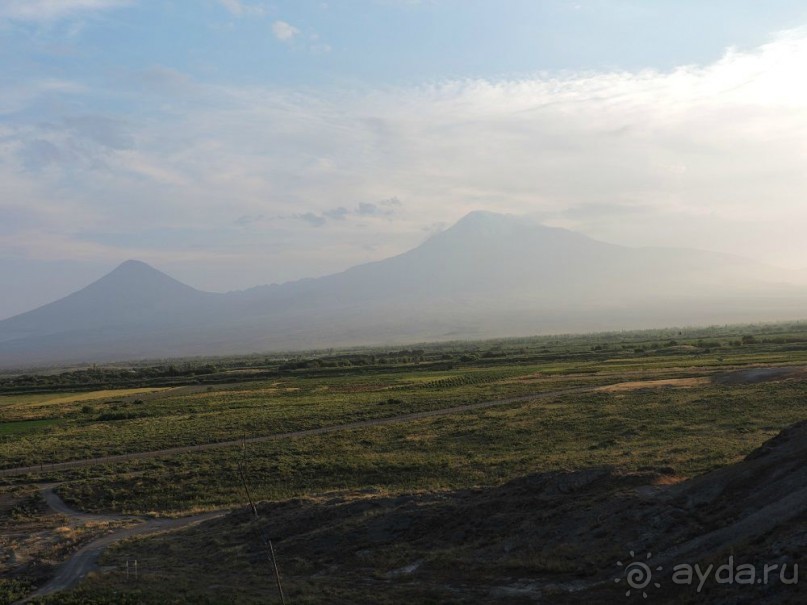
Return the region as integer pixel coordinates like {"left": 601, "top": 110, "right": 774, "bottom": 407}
{"left": 43, "top": 379, "right": 803, "bottom": 516}
{"left": 2, "top": 322, "right": 807, "bottom": 603}
{"left": 0, "top": 418, "right": 60, "bottom": 436}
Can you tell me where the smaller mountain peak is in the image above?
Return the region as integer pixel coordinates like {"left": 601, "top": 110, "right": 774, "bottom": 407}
{"left": 105, "top": 259, "right": 177, "bottom": 282}
{"left": 114, "top": 259, "right": 158, "bottom": 273}
{"left": 96, "top": 260, "right": 195, "bottom": 293}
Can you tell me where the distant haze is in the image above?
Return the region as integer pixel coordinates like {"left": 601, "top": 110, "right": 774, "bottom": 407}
{"left": 2, "top": 212, "right": 806, "bottom": 368}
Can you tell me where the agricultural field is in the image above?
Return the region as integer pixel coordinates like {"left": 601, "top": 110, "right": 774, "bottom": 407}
{"left": 1, "top": 322, "right": 806, "bottom": 603}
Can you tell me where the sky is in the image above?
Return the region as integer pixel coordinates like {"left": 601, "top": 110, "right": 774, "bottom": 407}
{"left": 3, "top": 0, "right": 807, "bottom": 318}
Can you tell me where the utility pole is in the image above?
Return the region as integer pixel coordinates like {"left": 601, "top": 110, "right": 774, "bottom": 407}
{"left": 238, "top": 436, "right": 286, "bottom": 604}
{"left": 267, "top": 538, "right": 285, "bottom": 604}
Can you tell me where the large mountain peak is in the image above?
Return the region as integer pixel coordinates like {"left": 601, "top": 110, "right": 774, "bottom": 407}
{"left": 416, "top": 211, "right": 600, "bottom": 258}
{"left": 445, "top": 210, "right": 533, "bottom": 234}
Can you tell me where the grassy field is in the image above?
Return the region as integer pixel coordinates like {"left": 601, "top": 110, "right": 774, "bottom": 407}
{"left": 43, "top": 378, "right": 805, "bottom": 515}
{"left": 0, "top": 418, "right": 60, "bottom": 436}
{"left": 4, "top": 338, "right": 807, "bottom": 471}
{"left": 2, "top": 322, "right": 807, "bottom": 603}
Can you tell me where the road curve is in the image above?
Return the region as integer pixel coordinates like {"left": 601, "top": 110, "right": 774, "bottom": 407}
{"left": 1, "top": 386, "right": 590, "bottom": 478}
{"left": 18, "top": 487, "right": 227, "bottom": 603}
{"left": 40, "top": 484, "right": 135, "bottom": 523}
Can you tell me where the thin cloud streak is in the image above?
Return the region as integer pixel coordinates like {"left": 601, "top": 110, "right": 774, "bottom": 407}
{"left": 218, "top": 0, "right": 267, "bottom": 18}
{"left": 0, "top": 0, "right": 132, "bottom": 22}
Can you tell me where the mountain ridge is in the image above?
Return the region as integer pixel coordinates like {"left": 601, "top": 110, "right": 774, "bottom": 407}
{"left": 1, "top": 212, "right": 805, "bottom": 367}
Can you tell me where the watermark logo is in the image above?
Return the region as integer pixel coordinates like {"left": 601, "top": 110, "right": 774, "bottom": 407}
{"left": 615, "top": 551, "right": 662, "bottom": 598}
{"left": 670, "top": 556, "right": 798, "bottom": 593}
{"left": 615, "top": 552, "right": 799, "bottom": 598}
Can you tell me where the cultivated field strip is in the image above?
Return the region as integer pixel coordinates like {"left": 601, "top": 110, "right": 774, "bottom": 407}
{"left": 0, "top": 386, "right": 590, "bottom": 478}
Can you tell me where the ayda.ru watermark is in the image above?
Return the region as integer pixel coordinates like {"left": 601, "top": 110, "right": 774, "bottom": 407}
{"left": 615, "top": 551, "right": 799, "bottom": 599}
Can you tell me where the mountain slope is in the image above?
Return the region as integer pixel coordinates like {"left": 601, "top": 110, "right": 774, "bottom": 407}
{"left": 1, "top": 212, "right": 805, "bottom": 367}
{"left": 240, "top": 211, "right": 790, "bottom": 307}
{"left": 226, "top": 211, "right": 803, "bottom": 340}
{"left": 0, "top": 260, "right": 219, "bottom": 343}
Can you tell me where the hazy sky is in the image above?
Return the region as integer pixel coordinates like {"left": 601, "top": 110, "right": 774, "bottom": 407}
{"left": 3, "top": 0, "right": 807, "bottom": 318}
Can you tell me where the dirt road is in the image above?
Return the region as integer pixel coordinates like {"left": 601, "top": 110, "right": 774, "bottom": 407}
{"left": 1, "top": 386, "right": 591, "bottom": 478}
{"left": 40, "top": 484, "right": 133, "bottom": 523}
{"left": 18, "top": 486, "right": 226, "bottom": 603}
{"left": 7, "top": 365, "right": 806, "bottom": 479}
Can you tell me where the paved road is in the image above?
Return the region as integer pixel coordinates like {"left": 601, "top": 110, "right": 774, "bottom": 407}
{"left": 17, "top": 487, "right": 227, "bottom": 603}
{"left": 1, "top": 386, "right": 589, "bottom": 478}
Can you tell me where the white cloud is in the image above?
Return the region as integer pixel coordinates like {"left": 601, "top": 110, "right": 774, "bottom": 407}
{"left": 218, "top": 0, "right": 266, "bottom": 18}
{"left": 0, "top": 0, "right": 131, "bottom": 22}
{"left": 5, "top": 28, "right": 807, "bottom": 291}
{"left": 272, "top": 20, "right": 299, "bottom": 42}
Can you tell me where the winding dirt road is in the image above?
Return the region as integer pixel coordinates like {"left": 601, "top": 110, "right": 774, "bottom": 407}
{"left": 18, "top": 486, "right": 227, "bottom": 603}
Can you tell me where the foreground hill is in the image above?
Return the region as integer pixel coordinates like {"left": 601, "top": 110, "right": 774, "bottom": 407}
{"left": 1, "top": 212, "right": 806, "bottom": 367}
{"left": 244, "top": 419, "right": 805, "bottom": 603}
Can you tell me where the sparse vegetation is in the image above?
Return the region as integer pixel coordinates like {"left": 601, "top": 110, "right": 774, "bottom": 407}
{"left": 2, "top": 321, "right": 807, "bottom": 603}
